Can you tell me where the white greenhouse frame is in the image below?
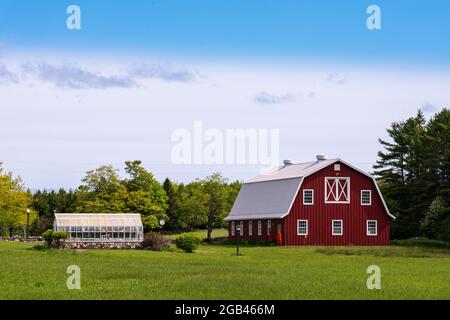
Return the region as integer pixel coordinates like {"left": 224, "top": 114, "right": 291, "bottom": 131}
{"left": 53, "top": 213, "right": 144, "bottom": 242}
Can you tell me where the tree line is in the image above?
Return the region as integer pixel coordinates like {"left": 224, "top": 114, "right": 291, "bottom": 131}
{"left": 374, "top": 108, "right": 450, "bottom": 242}
{"left": 1, "top": 161, "right": 241, "bottom": 241}
{"left": 1, "top": 108, "right": 449, "bottom": 242}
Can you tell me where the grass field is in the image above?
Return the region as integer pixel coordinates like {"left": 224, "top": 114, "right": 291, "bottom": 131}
{"left": 164, "top": 228, "right": 229, "bottom": 240}
{"left": 0, "top": 239, "right": 449, "bottom": 300}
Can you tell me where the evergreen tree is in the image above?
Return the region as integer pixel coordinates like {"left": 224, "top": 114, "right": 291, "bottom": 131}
{"left": 374, "top": 108, "right": 450, "bottom": 240}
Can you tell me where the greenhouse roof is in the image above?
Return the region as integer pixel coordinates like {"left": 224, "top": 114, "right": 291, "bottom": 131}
{"left": 54, "top": 213, "right": 143, "bottom": 227}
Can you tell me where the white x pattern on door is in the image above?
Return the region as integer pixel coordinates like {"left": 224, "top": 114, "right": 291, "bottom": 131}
{"left": 325, "top": 177, "right": 350, "bottom": 203}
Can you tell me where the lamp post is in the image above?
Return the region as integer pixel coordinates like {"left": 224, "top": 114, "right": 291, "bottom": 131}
{"left": 236, "top": 224, "right": 241, "bottom": 256}
{"left": 26, "top": 208, "right": 30, "bottom": 239}
{"left": 159, "top": 219, "right": 165, "bottom": 248}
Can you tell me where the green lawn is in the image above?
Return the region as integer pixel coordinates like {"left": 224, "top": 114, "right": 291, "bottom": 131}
{"left": 0, "top": 240, "right": 449, "bottom": 300}
{"left": 164, "top": 228, "right": 228, "bottom": 241}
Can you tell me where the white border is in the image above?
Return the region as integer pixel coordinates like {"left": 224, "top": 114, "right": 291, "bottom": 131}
{"left": 303, "top": 189, "right": 314, "bottom": 205}
{"left": 324, "top": 177, "right": 350, "bottom": 204}
{"left": 361, "top": 190, "right": 372, "bottom": 205}
{"left": 367, "top": 220, "right": 378, "bottom": 236}
{"left": 297, "top": 219, "right": 308, "bottom": 236}
{"left": 248, "top": 220, "right": 253, "bottom": 236}
{"left": 332, "top": 219, "right": 343, "bottom": 236}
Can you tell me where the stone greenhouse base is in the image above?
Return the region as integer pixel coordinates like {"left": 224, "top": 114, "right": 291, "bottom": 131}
{"left": 63, "top": 241, "right": 143, "bottom": 249}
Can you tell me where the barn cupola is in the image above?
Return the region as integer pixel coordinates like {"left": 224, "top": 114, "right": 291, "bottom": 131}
{"left": 283, "top": 159, "right": 294, "bottom": 166}
{"left": 316, "top": 154, "right": 327, "bottom": 161}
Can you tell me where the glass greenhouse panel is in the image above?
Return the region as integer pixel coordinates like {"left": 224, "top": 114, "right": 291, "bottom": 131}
{"left": 53, "top": 213, "right": 144, "bottom": 242}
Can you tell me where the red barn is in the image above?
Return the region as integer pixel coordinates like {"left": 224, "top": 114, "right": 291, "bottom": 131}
{"left": 225, "top": 156, "right": 395, "bottom": 246}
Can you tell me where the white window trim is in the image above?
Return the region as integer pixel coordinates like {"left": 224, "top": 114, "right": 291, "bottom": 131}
{"left": 332, "top": 219, "right": 343, "bottom": 236}
{"left": 303, "top": 189, "right": 314, "bottom": 205}
{"left": 367, "top": 220, "right": 378, "bottom": 236}
{"left": 267, "top": 220, "right": 271, "bottom": 236}
{"left": 297, "top": 219, "right": 308, "bottom": 236}
{"left": 324, "top": 177, "right": 351, "bottom": 204}
{"left": 240, "top": 221, "right": 244, "bottom": 236}
{"left": 334, "top": 164, "right": 341, "bottom": 171}
{"left": 361, "top": 190, "right": 372, "bottom": 206}
{"left": 231, "top": 222, "right": 235, "bottom": 236}
{"left": 248, "top": 221, "right": 253, "bottom": 236}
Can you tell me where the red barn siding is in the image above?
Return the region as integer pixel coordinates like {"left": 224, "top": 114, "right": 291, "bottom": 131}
{"left": 283, "top": 161, "right": 389, "bottom": 246}
{"left": 229, "top": 219, "right": 281, "bottom": 242}
{"left": 228, "top": 161, "right": 391, "bottom": 246}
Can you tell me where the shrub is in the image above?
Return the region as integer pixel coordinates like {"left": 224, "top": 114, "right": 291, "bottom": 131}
{"left": 142, "top": 232, "right": 165, "bottom": 251}
{"left": 42, "top": 230, "right": 69, "bottom": 248}
{"left": 175, "top": 233, "right": 201, "bottom": 253}
{"left": 32, "top": 243, "right": 48, "bottom": 251}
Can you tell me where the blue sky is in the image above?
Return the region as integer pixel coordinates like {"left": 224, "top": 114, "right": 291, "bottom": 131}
{"left": 1, "top": 0, "right": 450, "bottom": 64}
{"left": 1, "top": 1, "right": 450, "bottom": 189}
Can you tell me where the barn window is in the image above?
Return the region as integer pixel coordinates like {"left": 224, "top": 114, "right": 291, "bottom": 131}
{"left": 248, "top": 221, "right": 253, "bottom": 236}
{"left": 240, "top": 221, "right": 244, "bottom": 236}
{"left": 334, "top": 164, "right": 341, "bottom": 171}
{"left": 258, "top": 220, "right": 262, "bottom": 236}
{"left": 361, "top": 190, "right": 372, "bottom": 205}
{"left": 367, "top": 220, "right": 377, "bottom": 236}
{"left": 231, "top": 222, "right": 235, "bottom": 236}
{"left": 267, "top": 220, "right": 271, "bottom": 235}
{"left": 332, "top": 220, "right": 343, "bottom": 236}
{"left": 325, "top": 177, "right": 350, "bottom": 203}
{"left": 297, "top": 220, "right": 308, "bottom": 236}
{"left": 303, "top": 189, "right": 314, "bottom": 205}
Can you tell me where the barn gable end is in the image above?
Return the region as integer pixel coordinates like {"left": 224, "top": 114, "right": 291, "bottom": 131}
{"left": 225, "top": 158, "right": 393, "bottom": 246}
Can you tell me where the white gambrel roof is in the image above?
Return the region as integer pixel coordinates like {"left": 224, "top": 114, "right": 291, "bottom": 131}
{"left": 247, "top": 159, "right": 338, "bottom": 183}
{"left": 54, "top": 213, "right": 143, "bottom": 227}
{"left": 225, "top": 158, "right": 395, "bottom": 221}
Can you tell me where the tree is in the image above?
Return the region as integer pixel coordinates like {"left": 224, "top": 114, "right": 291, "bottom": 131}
{"left": 76, "top": 161, "right": 168, "bottom": 232}
{"left": 421, "top": 196, "right": 447, "bottom": 239}
{"left": 163, "top": 178, "right": 179, "bottom": 230}
{"left": 122, "top": 161, "right": 168, "bottom": 229}
{"left": 199, "top": 173, "right": 229, "bottom": 242}
{"left": 374, "top": 108, "right": 450, "bottom": 240}
{"left": 0, "top": 165, "right": 35, "bottom": 236}
{"left": 32, "top": 188, "right": 78, "bottom": 233}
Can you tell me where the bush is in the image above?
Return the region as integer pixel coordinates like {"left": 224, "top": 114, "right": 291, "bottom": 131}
{"left": 142, "top": 232, "right": 165, "bottom": 251}
{"left": 175, "top": 233, "right": 201, "bottom": 253}
{"left": 42, "top": 230, "right": 69, "bottom": 248}
{"left": 32, "top": 243, "right": 48, "bottom": 251}
{"left": 435, "top": 217, "right": 450, "bottom": 243}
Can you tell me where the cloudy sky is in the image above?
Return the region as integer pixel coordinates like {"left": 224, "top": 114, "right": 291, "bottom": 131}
{"left": 1, "top": 0, "right": 450, "bottom": 190}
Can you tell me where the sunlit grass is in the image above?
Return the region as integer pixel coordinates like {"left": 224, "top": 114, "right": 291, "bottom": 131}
{"left": 0, "top": 240, "right": 449, "bottom": 300}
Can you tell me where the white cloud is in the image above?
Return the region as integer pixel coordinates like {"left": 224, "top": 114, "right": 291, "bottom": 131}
{"left": 1, "top": 56, "right": 450, "bottom": 189}
{"left": 254, "top": 92, "right": 297, "bottom": 104}
{"left": 128, "top": 63, "right": 197, "bottom": 83}
{"left": 0, "top": 60, "right": 199, "bottom": 89}
{"left": 421, "top": 103, "right": 439, "bottom": 113}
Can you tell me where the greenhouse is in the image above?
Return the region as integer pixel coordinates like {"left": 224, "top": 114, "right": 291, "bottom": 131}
{"left": 53, "top": 213, "right": 144, "bottom": 242}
